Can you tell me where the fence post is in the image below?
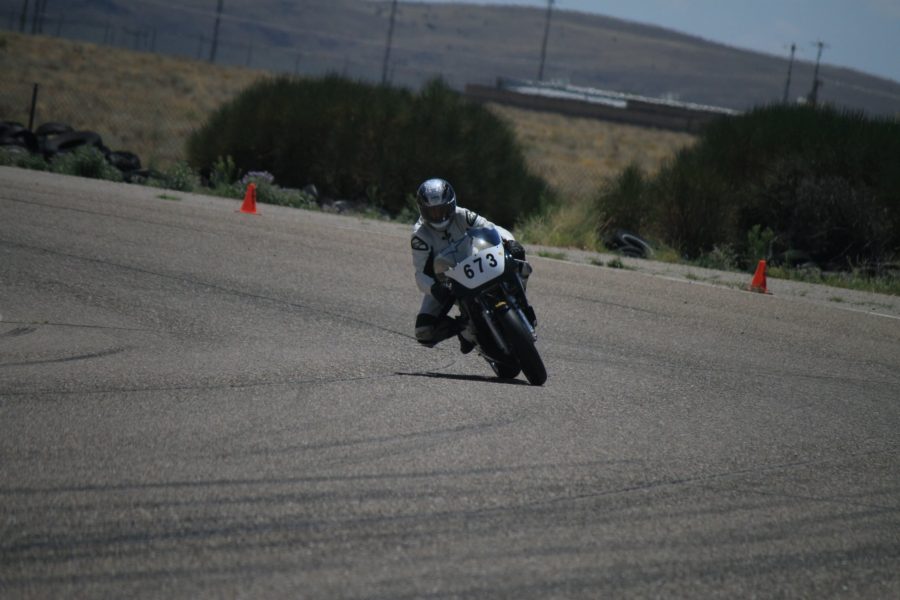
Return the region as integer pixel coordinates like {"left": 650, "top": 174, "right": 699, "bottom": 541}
{"left": 28, "top": 83, "right": 39, "bottom": 131}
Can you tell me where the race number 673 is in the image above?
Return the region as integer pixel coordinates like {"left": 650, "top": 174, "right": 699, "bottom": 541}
{"left": 463, "top": 254, "right": 497, "bottom": 278}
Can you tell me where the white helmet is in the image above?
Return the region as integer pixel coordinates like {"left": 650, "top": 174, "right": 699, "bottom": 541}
{"left": 416, "top": 178, "right": 456, "bottom": 231}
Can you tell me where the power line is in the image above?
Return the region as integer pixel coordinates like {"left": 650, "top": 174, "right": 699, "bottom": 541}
{"left": 808, "top": 39, "right": 829, "bottom": 106}
{"left": 782, "top": 43, "right": 796, "bottom": 104}
{"left": 381, "top": 0, "right": 398, "bottom": 85}
{"left": 537, "top": 0, "right": 554, "bottom": 81}
{"left": 209, "top": 0, "right": 223, "bottom": 64}
{"left": 30, "top": 0, "right": 46, "bottom": 34}
{"left": 19, "top": 1, "right": 562, "bottom": 71}
{"left": 15, "top": 2, "right": 892, "bottom": 110}
{"left": 18, "top": 0, "right": 28, "bottom": 33}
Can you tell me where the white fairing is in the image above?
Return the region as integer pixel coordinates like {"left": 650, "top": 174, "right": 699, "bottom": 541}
{"left": 441, "top": 239, "right": 506, "bottom": 289}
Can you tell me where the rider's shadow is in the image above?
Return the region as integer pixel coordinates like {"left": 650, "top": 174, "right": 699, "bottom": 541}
{"left": 395, "top": 371, "right": 531, "bottom": 386}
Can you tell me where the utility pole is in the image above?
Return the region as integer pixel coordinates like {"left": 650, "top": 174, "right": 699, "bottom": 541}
{"left": 381, "top": 0, "right": 398, "bottom": 85}
{"left": 34, "top": 0, "right": 48, "bottom": 34}
{"left": 30, "top": 0, "right": 43, "bottom": 34}
{"left": 18, "top": 0, "right": 29, "bottom": 33}
{"left": 209, "top": 0, "right": 224, "bottom": 64}
{"left": 808, "top": 40, "right": 828, "bottom": 106}
{"left": 537, "top": 0, "right": 554, "bottom": 81}
{"left": 782, "top": 43, "right": 796, "bottom": 104}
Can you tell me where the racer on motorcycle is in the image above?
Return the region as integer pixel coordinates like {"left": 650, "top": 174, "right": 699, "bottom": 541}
{"left": 410, "top": 178, "right": 529, "bottom": 351}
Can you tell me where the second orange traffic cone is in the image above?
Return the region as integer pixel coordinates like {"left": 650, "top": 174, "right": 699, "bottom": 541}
{"left": 238, "top": 182, "right": 259, "bottom": 215}
{"left": 748, "top": 259, "right": 770, "bottom": 294}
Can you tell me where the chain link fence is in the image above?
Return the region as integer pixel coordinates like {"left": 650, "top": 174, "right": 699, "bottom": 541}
{"left": 0, "top": 8, "right": 493, "bottom": 89}
{"left": 0, "top": 7, "right": 492, "bottom": 172}
{"left": 1, "top": 8, "right": 695, "bottom": 204}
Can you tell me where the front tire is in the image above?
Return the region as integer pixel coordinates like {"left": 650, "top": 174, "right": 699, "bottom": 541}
{"left": 498, "top": 310, "right": 547, "bottom": 386}
{"left": 489, "top": 359, "right": 520, "bottom": 380}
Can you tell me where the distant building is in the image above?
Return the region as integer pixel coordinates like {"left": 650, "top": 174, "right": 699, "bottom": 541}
{"left": 466, "top": 78, "right": 740, "bottom": 133}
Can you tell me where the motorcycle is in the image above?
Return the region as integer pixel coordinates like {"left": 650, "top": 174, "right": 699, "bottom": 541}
{"left": 434, "top": 227, "right": 547, "bottom": 386}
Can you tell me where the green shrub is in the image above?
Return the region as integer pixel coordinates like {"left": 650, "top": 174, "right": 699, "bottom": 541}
{"left": 210, "top": 155, "right": 238, "bottom": 189}
{"left": 746, "top": 225, "right": 776, "bottom": 262}
{"left": 694, "top": 244, "right": 740, "bottom": 271}
{"left": 187, "top": 76, "right": 551, "bottom": 228}
{"left": 228, "top": 170, "right": 313, "bottom": 209}
{"left": 595, "top": 163, "right": 649, "bottom": 233}
{"left": 595, "top": 105, "right": 900, "bottom": 270}
{"left": 0, "top": 147, "right": 49, "bottom": 170}
{"left": 50, "top": 147, "right": 122, "bottom": 181}
{"left": 249, "top": 181, "right": 314, "bottom": 209}
{"left": 161, "top": 161, "right": 198, "bottom": 191}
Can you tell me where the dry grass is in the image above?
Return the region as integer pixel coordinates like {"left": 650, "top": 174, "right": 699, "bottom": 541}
{"left": 1, "top": 31, "right": 692, "bottom": 205}
{"left": 487, "top": 103, "right": 695, "bottom": 249}
{"left": 1, "top": 32, "right": 266, "bottom": 167}
{"left": 486, "top": 102, "right": 695, "bottom": 202}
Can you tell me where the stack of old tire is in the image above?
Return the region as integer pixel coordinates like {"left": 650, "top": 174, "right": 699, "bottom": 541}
{"left": 0, "top": 121, "right": 145, "bottom": 181}
{"left": 604, "top": 229, "right": 655, "bottom": 259}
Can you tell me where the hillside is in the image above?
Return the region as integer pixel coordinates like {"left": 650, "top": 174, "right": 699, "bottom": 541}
{"left": 5, "top": 0, "right": 899, "bottom": 116}
{"left": 0, "top": 31, "right": 693, "bottom": 198}
{"left": 0, "top": 32, "right": 265, "bottom": 167}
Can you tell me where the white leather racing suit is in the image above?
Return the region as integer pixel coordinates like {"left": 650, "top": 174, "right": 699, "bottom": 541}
{"left": 411, "top": 207, "right": 515, "bottom": 343}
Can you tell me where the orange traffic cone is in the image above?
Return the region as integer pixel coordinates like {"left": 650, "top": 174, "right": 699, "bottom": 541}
{"left": 748, "top": 259, "right": 770, "bottom": 294}
{"left": 238, "top": 182, "right": 259, "bottom": 215}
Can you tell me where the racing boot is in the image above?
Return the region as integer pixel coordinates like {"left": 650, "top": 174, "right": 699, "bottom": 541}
{"left": 415, "top": 314, "right": 461, "bottom": 347}
{"left": 458, "top": 332, "right": 475, "bottom": 354}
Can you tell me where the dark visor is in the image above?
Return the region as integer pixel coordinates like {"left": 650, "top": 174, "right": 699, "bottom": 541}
{"left": 422, "top": 203, "right": 453, "bottom": 224}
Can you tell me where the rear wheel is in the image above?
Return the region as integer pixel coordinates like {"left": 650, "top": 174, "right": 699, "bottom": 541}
{"left": 499, "top": 310, "right": 546, "bottom": 386}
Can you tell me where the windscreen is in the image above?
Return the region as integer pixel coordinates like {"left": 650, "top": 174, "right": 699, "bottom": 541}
{"left": 467, "top": 227, "right": 502, "bottom": 250}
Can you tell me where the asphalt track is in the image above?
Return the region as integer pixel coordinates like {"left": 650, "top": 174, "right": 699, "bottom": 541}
{"left": 1, "top": 167, "right": 898, "bottom": 598}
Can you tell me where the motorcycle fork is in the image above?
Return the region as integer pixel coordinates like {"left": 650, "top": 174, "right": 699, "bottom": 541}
{"left": 475, "top": 295, "right": 510, "bottom": 356}
{"left": 501, "top": 279, "right": 537, "bottom": 341}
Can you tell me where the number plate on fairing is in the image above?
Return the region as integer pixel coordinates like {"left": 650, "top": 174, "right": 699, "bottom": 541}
{"left": 445, "top": 243, "right": 505, "bottom": 289}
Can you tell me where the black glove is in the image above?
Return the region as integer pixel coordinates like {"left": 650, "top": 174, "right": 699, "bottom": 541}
{"left": 430, "top": 281, "right": 453, "bottom": 305}
{"left": 504, "top": 239, "right": 526, "bottom": 261}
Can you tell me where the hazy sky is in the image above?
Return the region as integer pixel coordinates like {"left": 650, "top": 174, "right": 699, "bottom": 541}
{"left": 421, "top": 0, "right": 900, "bottom": 84}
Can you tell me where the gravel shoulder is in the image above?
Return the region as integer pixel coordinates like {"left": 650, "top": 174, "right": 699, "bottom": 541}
{"left": 529, "top": 243, "right": 900, "bottom": 320}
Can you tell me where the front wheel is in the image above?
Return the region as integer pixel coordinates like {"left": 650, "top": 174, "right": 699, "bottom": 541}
{"left": 498, "top": 310, "right": 547, "bottom": 386}
{"left": 488, "top": 359, "right": 520, "bottom": 380}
